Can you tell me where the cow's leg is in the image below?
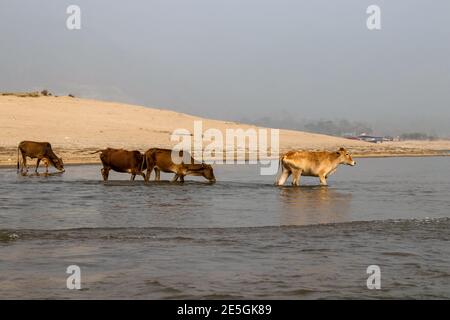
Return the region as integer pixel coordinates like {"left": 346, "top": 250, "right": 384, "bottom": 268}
{"left": 276, "top": 166, "right": 290, "bottom": 186}
{"left": 101, "top": 167, "right": 110, "bottom": 181}
{"left": 171, "top": 174, "right": 179, "bottom": 182}
{"left": 22, "top": 155, "right": 28, "bottom": 173}
{"left": 177, "top": 168, "right": 187, "bottom": 183}
{"left": 130, "top": 174, "right": 136, "bottom": 181}
{"left": 319, "top": 174, "right": 328, "bottom": 186}
{"left": 325, "top": 168, "right": 336, "bottom": 179}
{"left": 35, "top": 158, "right": 41, "bottom": 173}
{"left": 292, "top": 170, "right": 302, "bottom": 186}
{"left": 144, "top": 164, "right": 154, "bottom": 182}
{"left": 45, "top": 161, "right": 49, "bottom": 174}
{"left": 154, "top": 168, "right": 161, "bottom": 181}
{"left": 18, "top": 153, "right": 23, "bottom": 173}
{"left": 104, "top": 168, "right": 110, "bottom": 181}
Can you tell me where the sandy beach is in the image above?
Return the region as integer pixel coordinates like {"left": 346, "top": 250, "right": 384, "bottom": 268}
{"left": 1, "top": 95, "right": 449, "bottom": 166}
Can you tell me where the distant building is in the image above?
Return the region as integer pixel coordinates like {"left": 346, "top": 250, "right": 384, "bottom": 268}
{"left": 358, "top": 134, "right": 384, "bottom": 143}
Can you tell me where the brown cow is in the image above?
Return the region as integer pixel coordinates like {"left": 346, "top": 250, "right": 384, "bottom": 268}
{"left": 143, "top": 148, "right": 216, "bottom": 183}
{"left": 92, "top": 148, "right": 146, "bottom": 181}
{"left": 17, "top": 141, "right": 64, "bottom": 174}
{"left": 276, "top": 147, "right": 356, "bottom": 186}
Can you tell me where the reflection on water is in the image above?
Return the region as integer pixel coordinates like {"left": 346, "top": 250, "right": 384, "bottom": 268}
{"left": 278, "top": 187, "right": 352, "bottom": 225}
{"left": 18, "top": 171, "right": 65, "bottom": 177}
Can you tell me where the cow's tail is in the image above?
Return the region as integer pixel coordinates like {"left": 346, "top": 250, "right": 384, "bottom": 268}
{"left": 16, "top": 147, "right": 20, "bottom": 173}
{"left": 89, "top": 149, "right": 104, "bottom": 155}
{"left": 275, "top": 153, "right": 284, "bottom": 185}
{"left": 140, "top": 152, "right": 147, "bottom": 173}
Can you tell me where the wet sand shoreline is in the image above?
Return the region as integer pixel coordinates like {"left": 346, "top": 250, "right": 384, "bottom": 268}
{"left": 1, "top": 150, "right": 449, "bottom": 169}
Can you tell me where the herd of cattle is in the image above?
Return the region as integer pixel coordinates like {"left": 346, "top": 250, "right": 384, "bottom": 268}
{"left": 16, "top": 140, "right": 356, "bottom": 186}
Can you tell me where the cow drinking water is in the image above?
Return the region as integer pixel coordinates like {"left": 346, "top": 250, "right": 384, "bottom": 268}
{"left": 92, "top": 148, "right": 146, "bottom": 181}
{"left": 276, "top": 147, "right": 356, "bottom": 186}
{"left": 17, "top": 141, "right": 65, "bottom": 174}
{"left": 143, "top": 148, "right": 216, "bottom": 183}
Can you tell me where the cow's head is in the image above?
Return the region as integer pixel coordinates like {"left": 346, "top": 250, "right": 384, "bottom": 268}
{"left": 52, "top": 157, "right": 65, "bottom": 172}
{"left": 337, "top": 148, "right": 356, "bottom": 166}
{"left": 201, "top": 164, "right": 216, "bottom": 182}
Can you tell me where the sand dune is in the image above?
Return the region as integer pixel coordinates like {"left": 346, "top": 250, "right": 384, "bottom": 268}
{"left": 1, "top": 96, "right": 449, "bottom": 165}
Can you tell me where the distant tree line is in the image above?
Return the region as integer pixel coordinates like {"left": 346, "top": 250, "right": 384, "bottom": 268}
{"left": 303, "top": 120, "right": 373, "bottom": 137}
{"left": 240, "top": 116, "right": 374, "bottom": 137}
{"left": 399, "top": 132, "right": 438, "bottom": 141}
{"left": 239, "top": 116, "right": 444, "bottom": 140}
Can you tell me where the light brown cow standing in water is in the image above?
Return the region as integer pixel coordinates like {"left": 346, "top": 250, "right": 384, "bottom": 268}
{"left": 17, "top": 141, "right": 65, "bottom": 174}
{"left": 276, "top": 147, "right": 356, "bottom": 186}
{"left": 143, "top": 148, "right": 216, "bottom": 183}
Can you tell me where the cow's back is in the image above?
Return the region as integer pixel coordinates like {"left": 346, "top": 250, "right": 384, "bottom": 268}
{"left": 19, "top": 141, "right": 52, "bottom": 157}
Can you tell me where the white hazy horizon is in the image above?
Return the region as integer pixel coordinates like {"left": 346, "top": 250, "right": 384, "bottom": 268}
{"left": 1, "top": 0, "right": 449, "bottom": 136}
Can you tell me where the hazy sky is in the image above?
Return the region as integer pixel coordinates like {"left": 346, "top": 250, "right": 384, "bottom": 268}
{"left": 1, "top": 0, "right": 449, "bottom": 135}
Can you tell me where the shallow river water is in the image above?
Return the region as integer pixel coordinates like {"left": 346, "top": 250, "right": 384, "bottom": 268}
{"left": 0, "top": 157, "right": 449, "bottom": 299}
